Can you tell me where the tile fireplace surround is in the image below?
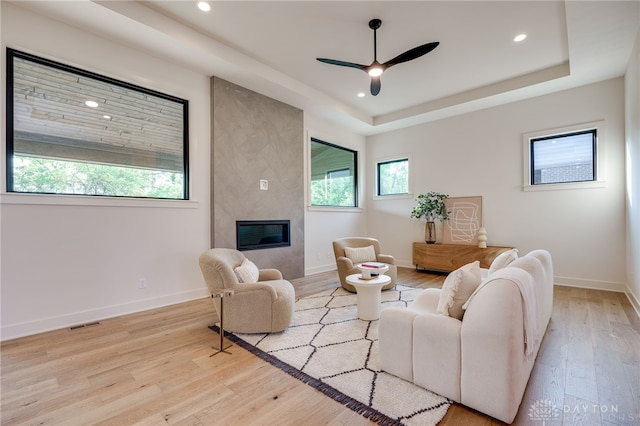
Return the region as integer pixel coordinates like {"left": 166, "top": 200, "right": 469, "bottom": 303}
{"left": 211, "top": 77, "right": 304, "bottom": 279}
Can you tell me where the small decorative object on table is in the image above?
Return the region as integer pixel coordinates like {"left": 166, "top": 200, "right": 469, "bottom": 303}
{"left": 410, "top": 192, "right": 450, "bottom": 244}
{"left": 357, "top": 262, "right": 389, "bottom": 279}
{"left": 477, "top": 227, "right": 487, "bottom": 248}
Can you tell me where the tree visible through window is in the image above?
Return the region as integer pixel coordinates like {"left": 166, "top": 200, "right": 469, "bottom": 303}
{"left": 377, "top": 158, "right": 408, "bottom": 195}
{"left": 6, "top": 48, "right": 188, "bottom": 199}
{"left": 310, "top": 138, "right": 357, "bottom": 207}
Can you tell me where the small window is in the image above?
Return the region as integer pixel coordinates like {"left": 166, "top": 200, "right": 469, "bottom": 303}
{"left": 377, "top": 158, "right": 409, "bottom": 196}
{"left": 530, "top": 130, "right": 596, "bottom": 185}
{"left": 523, "top": 121, "right": 605, "bottom": 191}
{"left": 6, "top": 48, "right": 189, "bottom": 199}
{"left": 310, "top": 137, "right": 357, "bottom": 207}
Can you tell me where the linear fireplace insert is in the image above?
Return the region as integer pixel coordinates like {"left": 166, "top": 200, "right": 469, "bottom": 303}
{"left": 236, "top": 220, "right": 290, "bottom": 251}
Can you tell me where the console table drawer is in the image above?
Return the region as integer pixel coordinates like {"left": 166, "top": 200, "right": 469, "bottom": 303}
{"left": 412, "top": 243, "right": 513, "bottom": 272}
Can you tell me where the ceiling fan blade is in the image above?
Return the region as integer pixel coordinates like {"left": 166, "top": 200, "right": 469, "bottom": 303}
{"left": 316, "top": 58, "right": 368, "bottom": 72}
{"left": 370, "top": 76, "right": 381, "bottom": 96}
{"left": 383, "top": 41, "right": 439, "bottom": 68}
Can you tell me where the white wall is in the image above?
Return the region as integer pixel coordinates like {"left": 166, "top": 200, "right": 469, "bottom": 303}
{"left": 304, "top": 115, "right": 367, "bottom": 275}
{"left": 625, "top": 29, "right": 640, "bottom": 312}
{"left": 367, "top": 78, "right": 628, "bottom": 292}
{"left": 0, "top": 4, "right": 212, "bottom": 340}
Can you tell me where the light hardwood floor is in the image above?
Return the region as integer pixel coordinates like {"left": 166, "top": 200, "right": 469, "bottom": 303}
{"left": 2, "top": 268, "right": 639, "bottom": 425}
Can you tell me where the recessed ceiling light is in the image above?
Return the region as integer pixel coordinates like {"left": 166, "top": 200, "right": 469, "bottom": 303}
{"left": 103, "top": 115, "right": 111, "bottom": 120}
{"left": 85, "top": 100, "right": 99, "bottom": 108}
{"left": 514, "top": 34, "right": 527, "bottom": 42}
{"left": 197, "top": 2, "right": 211, "bottom": 12}
{"left": 357, "top": 92, "right": 365, "bottom": 98}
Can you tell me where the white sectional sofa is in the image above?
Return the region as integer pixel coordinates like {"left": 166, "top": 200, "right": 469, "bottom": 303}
{"left": 379, "top": 249, "right": 554, "bottom": 423}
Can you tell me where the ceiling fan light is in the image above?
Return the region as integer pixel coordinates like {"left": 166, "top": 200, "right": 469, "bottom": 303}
{"left": 368, "top": 67, "right": 383, "bottom": 77}
{"left": 197, "top": 2, "right": 211, "bottom": 12}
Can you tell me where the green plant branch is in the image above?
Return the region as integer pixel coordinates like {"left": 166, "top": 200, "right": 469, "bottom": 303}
{"left": 410, "top": 191, "right": 450, "bottom": 221}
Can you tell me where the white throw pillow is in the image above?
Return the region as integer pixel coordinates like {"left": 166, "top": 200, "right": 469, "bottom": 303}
{"left": 234, "top": 258, "right": 260, "bottom": 283}
{"left": 436, "top": 261, "right": 482, "bottom": 320}
{"left": 344, "top": 245, "right": 376, "bottom": 265}
{"left": 489, "top": 248, "right": 519, "bottom": 275}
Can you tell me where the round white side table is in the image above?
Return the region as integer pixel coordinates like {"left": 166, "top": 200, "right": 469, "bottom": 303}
{"left": 345, "top": 273, "right": 391, "bottom": 320}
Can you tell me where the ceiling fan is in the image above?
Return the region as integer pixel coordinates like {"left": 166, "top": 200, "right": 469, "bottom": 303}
{"left": 316, "top": 18, "right": 439, "bottom": 96}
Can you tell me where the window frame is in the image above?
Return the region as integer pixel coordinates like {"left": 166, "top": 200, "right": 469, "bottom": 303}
{"left": 522, "top": 121, "right": 606, "bottom": 191}
{"left": 308, "top": 137, "right": 358, "bottom": 209}
{"left": 375, "top": 156, "right": 410, "bottom": 197}
{"left": 5, "top": 48, "right": 190, "bottom": 200}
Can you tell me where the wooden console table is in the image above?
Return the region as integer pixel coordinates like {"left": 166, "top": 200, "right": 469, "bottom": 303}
{"left": 412, "top": 242, "right": 513, "bottom": 272}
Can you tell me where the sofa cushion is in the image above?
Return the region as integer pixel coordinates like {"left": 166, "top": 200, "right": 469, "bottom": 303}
{"left": 344, "top": 245, "right": 376, "bottom": 264}
{"left": 436, "top": 261, "right": 482, "bottom": 320}
{"left": 234, "top": 258, "right": 259, "bottom": 283}
{"left": 489, "top": 249, "right": 519, "bottom": 275}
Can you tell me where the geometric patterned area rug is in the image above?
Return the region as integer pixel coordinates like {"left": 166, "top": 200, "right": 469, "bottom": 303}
{"left": 211, "top": 285, "right": 451, "bottom": 425}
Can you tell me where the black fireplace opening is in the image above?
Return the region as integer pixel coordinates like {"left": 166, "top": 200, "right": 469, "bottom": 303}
{"left": 236, "top": 220, "right": 290, "bottom": 251}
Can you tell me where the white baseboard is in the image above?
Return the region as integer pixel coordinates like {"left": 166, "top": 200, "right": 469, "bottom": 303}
{"left": 304, "top": 264, "right": 337, "bottom": 276}
{"left": 624, "top": 287, "right": 640, "bottom": 319}
{"left": 554, "top": 275, "right": 627, "bottom": 293}
{"left": 0, "top": 288, "right": 209, "bottom": 342}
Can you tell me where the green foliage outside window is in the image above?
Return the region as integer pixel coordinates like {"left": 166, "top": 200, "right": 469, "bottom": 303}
{"left": 310, "top": 174, "right": 355, "bottom": 207}
{"left": 7, "top": 48, "right": 188, "bottom": 200}
{"left": 310, "top": 138, "right": 357, "bottom": 207}
{"left": 13, "top": 156, "right": 183, "bottom": 199}
{"left": 378, "top": 159, "right": 408, "bottom": 195}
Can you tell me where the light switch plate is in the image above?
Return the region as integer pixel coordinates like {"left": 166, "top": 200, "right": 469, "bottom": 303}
{"left": 260, "top": 179, "right": 268, "bottom": 190}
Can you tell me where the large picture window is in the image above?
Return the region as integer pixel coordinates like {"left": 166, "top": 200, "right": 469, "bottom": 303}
{"left": 6, "top": 48, "right": 189, "bottom": 199}
{"left": 310, "top": 137, "right": 357, "bottom": 207}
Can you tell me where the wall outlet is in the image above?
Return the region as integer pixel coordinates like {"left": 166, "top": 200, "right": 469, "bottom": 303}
{"left": 138, "top": 278, "right": 147, "bottom": 289}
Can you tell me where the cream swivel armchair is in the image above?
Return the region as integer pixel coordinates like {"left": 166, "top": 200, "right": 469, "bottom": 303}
{"left": 198, "top": 248, "right": 295, "bottom": 333}
{"left": 332, "top": 237, "right": 397, "bottom": 292}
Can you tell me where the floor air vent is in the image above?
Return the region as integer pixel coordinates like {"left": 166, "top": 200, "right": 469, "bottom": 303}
{"left": 69, "top": 321, "right": 101, "bottom": 330}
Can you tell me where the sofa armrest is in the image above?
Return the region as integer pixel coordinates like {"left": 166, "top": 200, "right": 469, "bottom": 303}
{"left": 379, "top": 307, "right": 419, "bottom": 382}
{"left": 460, "top": 280, "right": 531, "bottom": 423}
{"left": 413, "top": 313, "right": 462, "bottom": 402}
{"left": 376, "top": 254, "right": 395, "bottom": 265}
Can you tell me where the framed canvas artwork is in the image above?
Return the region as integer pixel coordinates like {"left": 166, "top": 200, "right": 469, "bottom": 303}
{"left": 443, "top": 196, "right": 483, "bottom": 245}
